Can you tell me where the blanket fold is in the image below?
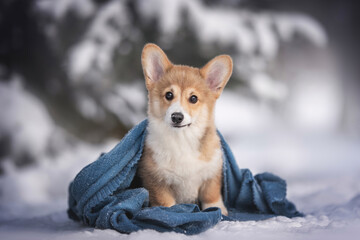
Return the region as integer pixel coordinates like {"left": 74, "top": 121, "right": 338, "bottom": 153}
{"left": 68, "top": 119, "right": 302, "bottom": 235}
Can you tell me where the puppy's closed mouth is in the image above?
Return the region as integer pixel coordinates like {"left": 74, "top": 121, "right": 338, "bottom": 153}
{"left": 172, "top": 123, "right": 192, "bottom": 128}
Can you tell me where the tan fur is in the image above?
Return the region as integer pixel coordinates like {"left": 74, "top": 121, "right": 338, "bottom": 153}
{"left": 199, "top": 171, "right": 222, "bottom": 204}
{"left": 138, "top": 146, "right": 176, "bottom": 207}
{"left": 138, "top": 43, "right": 232, "bottom": 215}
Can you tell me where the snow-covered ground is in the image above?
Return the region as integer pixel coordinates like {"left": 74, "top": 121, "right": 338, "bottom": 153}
{"left": 1, "top": 83, "right": 360, "bottom": 240}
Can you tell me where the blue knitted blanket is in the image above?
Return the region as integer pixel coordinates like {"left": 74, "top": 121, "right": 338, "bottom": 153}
{"left": 68, "top": 119, "right": 302, "bottom": 235}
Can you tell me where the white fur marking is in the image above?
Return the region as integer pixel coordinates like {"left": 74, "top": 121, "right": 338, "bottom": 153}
{"left": 147, "top": 113, "right": 222, "bottom": 204}
{"left": 165, "top": 101, "right": 191, "bottom": 126}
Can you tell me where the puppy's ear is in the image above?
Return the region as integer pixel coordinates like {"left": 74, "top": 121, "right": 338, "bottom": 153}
{"left": 200, "top": 55, "right": 233, "bottom": 98}
{"left": 141, "top": 43, "right": 172, "bottom": 90}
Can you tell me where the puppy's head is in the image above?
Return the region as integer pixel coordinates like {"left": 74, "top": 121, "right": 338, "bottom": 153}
{"left": 141, "top": 43, "right": 232, "bottom": 129}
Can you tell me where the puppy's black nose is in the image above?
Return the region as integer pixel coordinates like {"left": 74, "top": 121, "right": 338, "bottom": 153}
{"left": 171, "top": 112, "right": 184, "bottom": 124}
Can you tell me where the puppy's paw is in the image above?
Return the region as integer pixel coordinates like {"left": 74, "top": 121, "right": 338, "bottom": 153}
{"left": 202, "top": 199, "right": 228, "bottom": 216}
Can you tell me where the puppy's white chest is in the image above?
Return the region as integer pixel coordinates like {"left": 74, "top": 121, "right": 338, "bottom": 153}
{"left": 153, "top": 145, "right": 221, "bottom": 203}
{"left": 146, "top": 122, "right": 222, "bottom": 203}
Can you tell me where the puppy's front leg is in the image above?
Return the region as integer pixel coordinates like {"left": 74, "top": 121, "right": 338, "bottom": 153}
{"left": 199, "top": 172, "right": 228, "bottom": 216}
{"left": 139, "top": 146, "right": 176, "bottom": 207}
{"left": 148, "top": 185, "right": 176, "bottom": 207}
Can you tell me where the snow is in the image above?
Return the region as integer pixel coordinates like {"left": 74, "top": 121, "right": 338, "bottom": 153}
{"left": 137, "top": 0, "right": 327, "bottom": 56}
{"left": 275, "top": 14, "right": 327, "bottom": 47}
{"left": 0, "top": 78, "right": 55, "bottom": 162}
{"left": 68, "top": 0, "right": 129, "bottom": 82}
{"left": 1, "top": 85, "right": 360, "bottom": 240}
{"left": 101, "top": 83, "right": 147, "bottom": 126}
{"left": 249, "top": 72, "right": 288, "bottom": 101}
{"left": 285, "top": 71, "right": 343, "bottom": 132}
{"left": 253, "top": 14, "right": 279, "bottom": 59}
{"left": 75, "top": 93, "right": 103, "bottom": 121}
{"left": 68, "top": 40, "right": 98, "bottom": 83}
{"left": 36, "top": 0, "right": 95, "bottom": 20}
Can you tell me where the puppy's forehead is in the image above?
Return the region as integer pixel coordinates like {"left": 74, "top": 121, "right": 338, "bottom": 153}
{"left": 166, "top": 85, "right": 197, "bottom": 95}
{"left": 163, "top": 65, "right": 206, "bottom": 90}
{"left": 169, "top": 65, "right": 200, "bottom": 77}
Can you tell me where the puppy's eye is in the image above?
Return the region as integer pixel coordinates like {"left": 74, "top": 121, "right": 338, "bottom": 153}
{"left": 189, "top": 95, "right": 198, "bottom": 104}
{"left": 165, "top": 92, "right": 174, "bottom": 101}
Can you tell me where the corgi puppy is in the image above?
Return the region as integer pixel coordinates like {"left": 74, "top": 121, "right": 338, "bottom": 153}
{"left": 138, "top": 43, "right": 232, "bottom": 216}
